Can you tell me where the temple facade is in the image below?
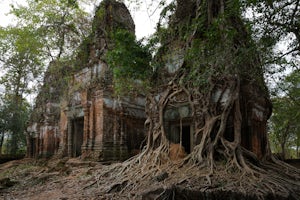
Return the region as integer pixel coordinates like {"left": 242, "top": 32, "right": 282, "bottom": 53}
{"left": 26, "top": 0, "right": 146, "bottom": 161}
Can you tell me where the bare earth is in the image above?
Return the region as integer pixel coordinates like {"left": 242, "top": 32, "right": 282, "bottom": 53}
{"left": 1, "top": 157, "right": 300, "bottom": 200}
{"left": 0, "top": 158, "right": 111, "bottom": 200}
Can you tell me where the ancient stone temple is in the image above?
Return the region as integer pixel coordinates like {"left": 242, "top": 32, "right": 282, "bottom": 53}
{"left": 26, "top": 0, "right": 146, "bottom": 161}
{"left": 146, "top": 0, "right": 272, "bottom": 159}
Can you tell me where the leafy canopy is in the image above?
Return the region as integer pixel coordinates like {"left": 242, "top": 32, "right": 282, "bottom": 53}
{"left": 106, "top": 29, "right": 152, "bottom": 95}
{"left": 269, "top": 70, "right": 300, "bottom": 158}
{"left": 9, "top": 0, "right": 91, "bottom": 60}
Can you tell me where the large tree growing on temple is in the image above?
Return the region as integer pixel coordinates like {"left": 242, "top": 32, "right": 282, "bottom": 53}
{"left": 93, "top": 0, "right": 300, "bottom": 199}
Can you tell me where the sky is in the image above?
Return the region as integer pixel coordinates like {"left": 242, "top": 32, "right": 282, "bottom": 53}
{"left": 0, "top": 0, "right": 162, "bottom": 39}
{"left": 0, "top": 1, "right": 13, "bottom": 27}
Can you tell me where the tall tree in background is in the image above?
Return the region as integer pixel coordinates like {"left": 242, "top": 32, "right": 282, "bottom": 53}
{"left": 0, "top": 0, "right": 91, "bottom": 155}
{"left": 0, "top": 27, "right": 44, "bottom": 154}
{"left": 244, "top": 0, "right": 299, "bottom": 58}
{"left": 0, "top": 95, "right": 30, "bottom": 155}
{"left": 0, "top": 101, "right": 9, "bottom": 155}
{"left": 10, "top": 0, "right": 91, "bottom": 61}
{"left": 270, "top": 70, "right": 300, "bottom": 159}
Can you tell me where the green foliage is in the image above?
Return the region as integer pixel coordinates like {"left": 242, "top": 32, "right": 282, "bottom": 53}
{"left": 180, "top": 3, "right": 262, "bottom": 88}
{"left": 285, "top": 70, "right": 300, "bottom": 100}
{"left": 0, "top": 0, "right": 92, "bottom": 155}
{"left": 269, "top": 70, "right": 300, "bottom": 158}
{"left": 106, "top": 29, "right": 152, "bottom": 95}
{"left": 243, "top": 0, "right": 299, "bottom": 52}
{"left": 73, "top": 35, "right": 93, "bottom": 70}
{"left": 0, "top": 26, "right": 45, "bottom": 94}
{"left": 240, "top": 0, "right": 300, "bottom": 156}
{"left": 9, "top": 0, "right": 91, "bottom": 60}
{"left": 242, "top": 0, "right": 300, "bottom": 75}
{"left": 0, "top": 26, "right": 44, "bottom": 155}
{"left": 0, "top": 161, "right": 38, "bottom": 179}
{"left": 0, "top": 95, "right": 30, "bottom": 155}
{"left": 90, "top": 5, "right": 105, "bottom": 33}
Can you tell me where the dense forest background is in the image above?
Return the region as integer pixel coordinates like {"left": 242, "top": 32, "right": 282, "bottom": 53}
{"left": 0, "top": 0, "right": 299, "bottom": 160}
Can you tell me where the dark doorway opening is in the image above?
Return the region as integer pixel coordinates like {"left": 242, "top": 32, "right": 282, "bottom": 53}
{"left": 72, "top": 117, "right": 84, "bottom": 157}
{"left": 168, "top": 124, "right": 192, "bottom": 154}
{"left": 31, "top": 138, "right": 36, "bottom": 157}
{"left": 181, "top": 126, "right": 191, "bottom": 154}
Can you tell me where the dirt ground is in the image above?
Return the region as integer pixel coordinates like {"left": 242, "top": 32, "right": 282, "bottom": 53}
{"left": 0, "top": 158, "right": 114, "bottom": 200}
{"left": 1, "top": 158, "right": 300, "bottom": 200}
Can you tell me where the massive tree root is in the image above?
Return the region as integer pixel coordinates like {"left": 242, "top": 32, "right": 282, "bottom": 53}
{"left": 83, "top": 0, "right": 299, "bottom": 199}
{"left": 84, "top": 73, "right": 300, "bottom": 199}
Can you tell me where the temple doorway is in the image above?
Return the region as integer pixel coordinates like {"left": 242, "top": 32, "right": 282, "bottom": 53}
{"left": 181, "top": 125, "right": 191, "bottom": 154}
{"left": 169, "top": 124, "right": 191, "bottom": 154}
{"left": 72, "top": 117, "right": 84, "bottom": 157}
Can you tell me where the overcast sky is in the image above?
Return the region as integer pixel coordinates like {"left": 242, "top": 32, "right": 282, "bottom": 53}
{"left": 0, "top": 0, "right": 162, "bottom": 39}
{"left": 0, "top": 0, "right": 13, "bottom": 27}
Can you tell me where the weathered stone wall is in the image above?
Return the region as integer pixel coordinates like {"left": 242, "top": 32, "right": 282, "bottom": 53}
{"left": 100, "top": 97, "right": 146, "bottom": 161}
{"left": 58, "top": 86, "right": 146, "bottom": 161}
{"left": 240, "top": 83, "right": 271, "bottom": 158}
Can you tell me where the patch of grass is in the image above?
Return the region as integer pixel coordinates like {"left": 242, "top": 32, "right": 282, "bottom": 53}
{"left": 0, "top": 163, "right": 39, "bottom": 180}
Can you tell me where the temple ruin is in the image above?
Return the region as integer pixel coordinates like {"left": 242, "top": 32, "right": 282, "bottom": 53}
{"left": 26, "top": 0, "right": 146, "bottom": 161}
{"left": 26, "top": 0, "right": 271, "bottom": 162}
{"left": 146, "top": 0, "right": 272, "bottom": 159}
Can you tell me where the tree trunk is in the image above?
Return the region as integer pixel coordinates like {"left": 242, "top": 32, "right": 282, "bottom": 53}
{"left": 297, "top": 137, "right": 299, "bottom": 158}
{"left": 26, "top": 132, "right": 32, "bottom": 158}
{"left": 281, "top": 142, "right": 286, "bottom": 160}
{"left": 0, "top": 132, "right": 4, "bottom": 155}
{"left": 280, "top": 125, "right": 290, "bottom": 160}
